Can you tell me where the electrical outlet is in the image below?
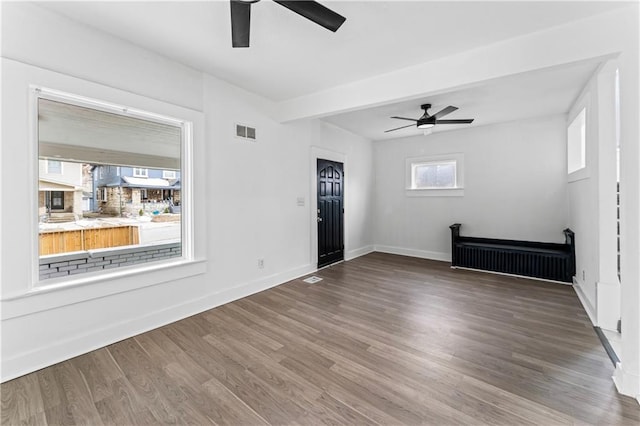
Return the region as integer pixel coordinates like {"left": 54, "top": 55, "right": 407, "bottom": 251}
{"left": 258, "top": 258, "right": 264, "bottom": 269}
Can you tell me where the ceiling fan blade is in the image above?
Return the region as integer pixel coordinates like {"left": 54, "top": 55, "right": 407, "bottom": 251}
{"left": 391, "top": 115, "right": 418, "bottom": 121}
{"left": 231, "top": 0, "right": 251, "bottom": 48}
{"left": 273, "top": 1, "right": 346, "bottom": 32}
{"left": 432, "top": 106, "right": 458, "bottom": 119}
{"left": 435, "top": 119, "right": 475, "bottom": 124}
{"left": 384, "top": 124, "right": 416, "bottom": 133}
{"left": 390, "top": 116, "right": 419, "bottom": 122}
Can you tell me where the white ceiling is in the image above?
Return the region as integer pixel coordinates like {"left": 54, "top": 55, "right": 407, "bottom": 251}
{"left": 322, "top": 58, "right": 602, "bottom": 140}
{"left": 38, "top": 1, "right": 627, "bottom": 102}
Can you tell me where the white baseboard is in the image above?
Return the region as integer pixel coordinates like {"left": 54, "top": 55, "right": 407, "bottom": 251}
{"left": 1, "top": 262, "right": 315, "bottom": 382}
{"left": 345, "top": 245, "right": 374, "bottom": 261}
{"left": 613, "top": 362, "right": 640, "bottom": 401}
{"left": 374, "top": 245, "right": 450, "bottom": 262}
{"left": 572, "top": 278, "right": 597, "bottom": 326}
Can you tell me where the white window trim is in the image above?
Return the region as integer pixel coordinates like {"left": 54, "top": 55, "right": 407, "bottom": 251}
{"left": 99, "top": 187, "right": 108, "bottom": 202}
{"left": 567, "top": 90, "right": 590, "bottom": 183}
{"left": 45, "top": 159, "right": 63, "bottom": 174}
{"left": 162, "top": 170, "right": 177, "bottom": 179}
{"left": 133, "top": 167, "right": 148, "bottom": 178}
{"left": 29, "top": 86, "right": 196, "bottom": 294}
{"left": 405, "top": 153, "right": 465, "bottom": 197}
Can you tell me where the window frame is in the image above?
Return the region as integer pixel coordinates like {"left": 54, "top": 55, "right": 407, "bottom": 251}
{"left": 30, "top": 86, "right": 196, "bottom": 291}
{"left": 162, "top": 170, "right": 177, "bottom": 179}
{"left": 133, "top": 167, "right": 149, "bottom": 178}
{"left": 46, "top": 159, "right": 62, "bottom": 174}
{"left": 405, "top": 153, "right": 465, "bottom": 197}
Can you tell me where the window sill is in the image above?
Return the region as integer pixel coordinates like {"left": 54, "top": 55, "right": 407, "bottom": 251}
{"left": 406, "top": 187, "right": 465, "bottom": 197}
{"left": 1, "top": 258, "right": 207, "bottom": 320}
{"left": 568, "top": 167, "right": 590, "bottom": 183}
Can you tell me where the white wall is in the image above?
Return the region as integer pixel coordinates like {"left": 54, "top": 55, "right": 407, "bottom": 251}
{"left": 0, "top": 3, "right": 374, "bottom": 381}
{"left": 38, "top": 160, "right": 83, "bottom": 187}
{"left": 373, "top": 116, "right": 568, "bottom": 261}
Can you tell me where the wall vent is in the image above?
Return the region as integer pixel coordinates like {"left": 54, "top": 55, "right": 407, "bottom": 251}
{"left": 236, "top": 124, "right": 256, "bottom": 141}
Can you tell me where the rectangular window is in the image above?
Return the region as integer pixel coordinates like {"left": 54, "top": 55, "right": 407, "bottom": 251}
{"left": 133, "top": 168, "right": 148, "bottom": 177}
{"left": 406, "top": 153, "right": 464, "bottom": 196}
{"left": 412, "top": 161, "right": 456, "bottom": 189}
{"left": 47, "top": 160, "right": 62, "bottom": 174}
{"left": 568, "top": 107, "right": 586, "bottom": 174}
{"left": 162, "top": 170, "right": 176, "bottom": 179}
{"left": 37, "top": 90, "right": 188, "bottom": 284}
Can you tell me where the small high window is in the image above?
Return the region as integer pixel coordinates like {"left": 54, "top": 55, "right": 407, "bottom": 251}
{"left": 406, "top": 153, "right": 464, "bottom": 196}
{"left": 163, "top": 170, "right": 177, "bottom": 179}
{"left": 567, "top": 108, "right": 586, "bottom": 174}
{"left": 412, "top": 161, "right": 457, "bottom": 189}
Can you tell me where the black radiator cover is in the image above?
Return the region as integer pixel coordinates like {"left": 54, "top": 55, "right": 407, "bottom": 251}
{"left": 450, "top": 224, "right": 576, "bottom": 283}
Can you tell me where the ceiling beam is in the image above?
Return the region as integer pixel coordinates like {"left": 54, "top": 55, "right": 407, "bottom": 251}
{"left": 274, "top": 6, "right": 631, "bottom": 123}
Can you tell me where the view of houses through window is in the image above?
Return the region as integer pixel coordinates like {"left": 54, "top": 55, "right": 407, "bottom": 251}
{"left": 37, "top": 93, "right": 184, "bottom": 282}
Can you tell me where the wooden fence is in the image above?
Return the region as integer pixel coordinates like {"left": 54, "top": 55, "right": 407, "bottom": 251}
{"left": 40, "top": 226, "right": 140, "bottom": 256}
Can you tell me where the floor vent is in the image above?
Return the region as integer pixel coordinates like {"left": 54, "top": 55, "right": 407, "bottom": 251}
{"left": 303, "top": 276, "right": 323, "bottom": 284}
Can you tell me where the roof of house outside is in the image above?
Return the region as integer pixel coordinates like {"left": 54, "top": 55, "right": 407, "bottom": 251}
{"left": 105, "top": 176, "right": 181, "bottom": 190}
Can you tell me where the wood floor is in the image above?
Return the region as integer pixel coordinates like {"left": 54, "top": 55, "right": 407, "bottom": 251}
{"left": 2, "top": 253, "right": 639, "bottom": 425}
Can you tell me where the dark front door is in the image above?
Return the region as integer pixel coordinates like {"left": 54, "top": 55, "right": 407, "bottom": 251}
{"left": 317, "top": 159, "right": 344, "bottom": 268}
{"left": 51, "top": 191, "right": 64, "bottom": 211}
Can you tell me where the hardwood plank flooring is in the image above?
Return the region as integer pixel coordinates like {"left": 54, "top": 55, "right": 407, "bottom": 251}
{"left": 2, "top": 253, "right": 639, "bottom": 425}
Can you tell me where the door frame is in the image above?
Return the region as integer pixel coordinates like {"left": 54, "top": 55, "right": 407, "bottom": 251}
{"left": 310, "top": 146, "right": 347, "bottom": 268}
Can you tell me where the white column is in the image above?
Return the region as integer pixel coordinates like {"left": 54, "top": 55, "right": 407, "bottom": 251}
{"left": 595, "top": 61, "right": 620, "bottom": 331}
{"left": 613, "top": 6, "right": 640, "bottom": 400}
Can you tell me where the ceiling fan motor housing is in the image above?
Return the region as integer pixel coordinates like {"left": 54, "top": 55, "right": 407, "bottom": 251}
{"left": 417, "top": 117, "right": 436, "bottom": 128}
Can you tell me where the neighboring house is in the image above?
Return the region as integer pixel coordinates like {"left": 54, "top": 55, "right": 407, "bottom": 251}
{"left": 38, "top": 159, "right": 83, "bottom": 219}
{"left": 81, "top": 164, "right": 94, "bottom": 212}
{"left": 93, "top": 165, "right": 181, "bottom": 216}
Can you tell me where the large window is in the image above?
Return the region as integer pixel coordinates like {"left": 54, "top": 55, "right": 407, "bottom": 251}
{"left": 567, "top": 107, "right": 587, "bottom": 174}
{"left": 406, "top": 153, "right": 464, "bottom": 196}
{"left": 36, "top": 89, "right": 189, "bottom": 283}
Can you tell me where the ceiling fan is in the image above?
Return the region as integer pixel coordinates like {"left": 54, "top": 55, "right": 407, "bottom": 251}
{"left": 230, "top": 0, "right": 346, "bottom": 48}
{"left": 385, "top": 104, "right": 474, "bottom": 133}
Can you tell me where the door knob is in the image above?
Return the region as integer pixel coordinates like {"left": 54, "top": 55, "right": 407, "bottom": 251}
{"left": 317, "top": 217, "right": 323, "bottom": 222}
